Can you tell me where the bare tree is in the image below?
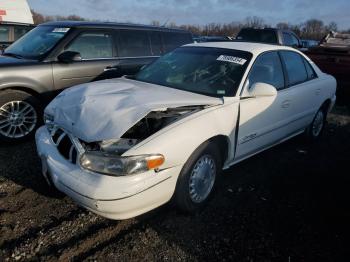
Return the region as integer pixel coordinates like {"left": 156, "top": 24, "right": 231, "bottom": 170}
{"left": 276, "top": 22, "right": 290, "bottom": 30}
{"left": 326, "top": 21, "right": 338, "bottom": 32}
{"left": 31, "top": 9, "right": 87, "bottom": 25}
{"left": 245, "top": 16, "right": 265, "bottom": 28}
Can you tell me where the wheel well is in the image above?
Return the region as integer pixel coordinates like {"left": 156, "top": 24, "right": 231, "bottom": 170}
{"left": 321, "top": 99, "right": 332, "bottom": 113}
{"left": 0, "top": 87, "right": 41, "bottom": 100}
{"left": 209, "top": 135, "right": 230, "bottom": 163}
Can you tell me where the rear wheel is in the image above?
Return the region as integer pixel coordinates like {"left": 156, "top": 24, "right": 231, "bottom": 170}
{"left": 305, "top": 106, "right": 327, "bottom": 142}
{"left": 175, "top": 142, "right": 222, "bottom": 213}
{"left": 0, "top": 90, "right": 42, "bottom": 143}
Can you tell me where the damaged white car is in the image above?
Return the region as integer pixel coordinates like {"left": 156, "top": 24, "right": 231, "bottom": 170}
{"left": 36, "top": 42, "right": 336, "bottom": 219}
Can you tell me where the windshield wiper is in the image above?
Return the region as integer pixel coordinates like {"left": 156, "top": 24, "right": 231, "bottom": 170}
{"left": 2, "top": 52, "right": 24, "bottom": 59}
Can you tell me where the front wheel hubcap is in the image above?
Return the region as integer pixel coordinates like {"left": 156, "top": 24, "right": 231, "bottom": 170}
{"left": 189, "top": 155, "right": 216, "bottom": 203}
{"left": 312, "top": 110, "right": 324, "bottom": 137}
{"left": 0, "top": 101, "right": 37, "bottom": 138}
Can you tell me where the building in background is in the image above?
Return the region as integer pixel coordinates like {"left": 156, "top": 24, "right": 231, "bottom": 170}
{"left": 0, "top": 0, "right": 34, "bottom": 50}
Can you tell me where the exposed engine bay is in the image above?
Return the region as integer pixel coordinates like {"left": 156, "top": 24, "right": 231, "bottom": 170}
{"left": 81, "top": 106, "right": 204, "bottom": 155}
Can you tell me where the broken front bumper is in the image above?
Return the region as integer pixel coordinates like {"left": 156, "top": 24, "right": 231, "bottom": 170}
{"left": 35, "top": 126, "right": 181, "bottom": 220}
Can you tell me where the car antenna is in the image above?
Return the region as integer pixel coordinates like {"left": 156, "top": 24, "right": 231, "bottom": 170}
{"left": 162, "top": 18, "right": 170, "bottom": 27}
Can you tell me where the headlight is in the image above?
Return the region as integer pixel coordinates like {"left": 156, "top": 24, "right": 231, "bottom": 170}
{"left": 80, "top": 151, "right": 165, "bottom": 176}
{"left": 44, "top": 113, "right": 54, "bottom": 131}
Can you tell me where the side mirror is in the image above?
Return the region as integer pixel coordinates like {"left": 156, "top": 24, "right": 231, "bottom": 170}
{"left": 57, "top": 51, "right": 82, "bottom": 63}
{"left": 249, "top": 82, "right": 277, "bottom": 97}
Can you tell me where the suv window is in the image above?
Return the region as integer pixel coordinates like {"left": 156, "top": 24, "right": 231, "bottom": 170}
{"left": 290, "top": 34, "right": 300, "bottom": 47}
{"left": 0, "top": 26, "right": 10, "bottom": 42}
{"left": 280, "top": 51, "right": 308, "bottom": 86}
{"left": 66, "top": 32, "right": 113, "bottom": 59}
{"left": 14, "top": 26, "right": 33, "bottom": 41}
{"left": 163, "top": 32, "right": 192, "bottom": 52}
{"left": 248, "top": 51, "right": 284, "bottom": 90}
{"left": 117, "top": 30, "right": 151, "bottom": 57}
{"left": 283, "top": 32, "right": 299, "bottom": 47}
{"left": 236, "top": 29, "right": 278, "bottom": 44}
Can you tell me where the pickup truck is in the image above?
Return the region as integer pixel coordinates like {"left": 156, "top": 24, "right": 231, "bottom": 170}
{"left": 235, "top": 28, "right": 303, "bottom": 48}
{"left": 303, "top": 32, "right": 350, "bottom": 105}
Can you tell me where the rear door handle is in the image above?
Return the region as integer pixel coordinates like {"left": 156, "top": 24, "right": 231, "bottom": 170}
{"left": 281, "top": 100, "right": 291, "bottom": 108}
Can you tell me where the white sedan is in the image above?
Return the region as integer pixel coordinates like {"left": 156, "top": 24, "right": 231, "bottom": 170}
{"left": 36, "top": 42, "right": 336, "bottom": 219}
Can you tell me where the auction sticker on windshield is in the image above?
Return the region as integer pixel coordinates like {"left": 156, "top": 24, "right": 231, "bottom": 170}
{"left": 52, "top": 28, "right": 70, "bottom": 33}
{"left": 217, "top": 55, "right": 247, "bottom": 65}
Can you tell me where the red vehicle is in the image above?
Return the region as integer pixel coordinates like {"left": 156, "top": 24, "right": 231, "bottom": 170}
{"left": 304, "top": 32, "right": 350, "bottom": 105}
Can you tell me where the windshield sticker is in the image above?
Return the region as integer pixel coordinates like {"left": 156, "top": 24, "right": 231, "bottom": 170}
{"left": 52, "top": 28, "right": 70, "bottom": 33}
{"left": 217, "top": 90, "right": 226, "bottom": 95}
{"left": 217, "top": 55, "right": 247, "bottom": 65}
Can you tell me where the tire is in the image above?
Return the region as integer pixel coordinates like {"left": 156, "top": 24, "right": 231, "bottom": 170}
{"left": 0, "top": 89, "right": 42, "bottom": 143}
{"left": 304, "top": 106, "right": 327, "bottom": 142}
{"left": 174, "top": 141, "right": 222, "bottom": 213}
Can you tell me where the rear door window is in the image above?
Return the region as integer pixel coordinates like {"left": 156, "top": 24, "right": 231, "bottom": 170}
{"left": 248, "top": 51, "right": 285, "bottom": 90}
{"left": 66, "top": 32, "right": 113, "bottom": 59}
{"left": 117, "top": 30, "right": 151, "bottom": 57}
{"left": 162, "top": 32, "right": 192, "bottom": 52}
{"left": 280, "top": 51, "right": 308, "bottom": 86}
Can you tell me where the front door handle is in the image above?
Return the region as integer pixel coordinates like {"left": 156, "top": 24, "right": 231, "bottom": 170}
{"left": 104, "top": 66, "right": 119, "bottom": 72}
{"left": 281, "top": 100, "right": 291, "bottom": 108}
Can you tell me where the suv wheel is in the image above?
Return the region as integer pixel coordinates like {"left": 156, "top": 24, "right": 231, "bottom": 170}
{"left": 0, "top": 90, "right": 42, "bottom": 143}
{"left": 175, "top": 141, "right": 222, "bottom": 213}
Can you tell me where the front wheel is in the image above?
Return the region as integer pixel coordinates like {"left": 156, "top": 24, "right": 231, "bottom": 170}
{"left": 0, "top": 90, "right": 42, "bottom": 143}
{"left": 174, "top": 142, "right": 222, "bottom": 213}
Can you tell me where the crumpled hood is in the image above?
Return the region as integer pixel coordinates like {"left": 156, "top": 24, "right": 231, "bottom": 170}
{"left": 46, "top": 78, "right": 223, "bottom": 142}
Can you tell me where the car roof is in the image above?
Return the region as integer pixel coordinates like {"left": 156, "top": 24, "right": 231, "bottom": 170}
{"left": 185, "top": 41, "right": 298, "bottom": 55}
{"left": 39, "top": 21, "right": 189, "bottom": 33}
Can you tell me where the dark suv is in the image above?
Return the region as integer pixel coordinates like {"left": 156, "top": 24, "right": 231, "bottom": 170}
{"left": 0, "top": 21, "right": 193, "bottom": 142}
{"left": 236, "top": 28, "right": 302, "bottom": 48}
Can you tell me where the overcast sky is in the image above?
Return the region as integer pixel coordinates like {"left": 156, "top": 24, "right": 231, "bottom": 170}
{"left": 27, "top": 0, "right": 350, "bottom": 29}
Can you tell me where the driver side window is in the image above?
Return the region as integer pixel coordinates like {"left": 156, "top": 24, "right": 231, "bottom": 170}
{"left": 65, "top": 32, "right": 113, "bottom": 59}
{"left": 248, "top": 51, "right": 285, "bottom": 90}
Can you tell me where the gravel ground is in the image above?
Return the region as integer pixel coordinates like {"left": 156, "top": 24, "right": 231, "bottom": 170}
{"left": 1, "top": 106, "right": 349, "bottom": 261}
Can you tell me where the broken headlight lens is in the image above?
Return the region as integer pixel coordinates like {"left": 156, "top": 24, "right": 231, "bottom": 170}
{"left": 44, "top": 113, "right": 54, "bottom": 131}
{"left": 80, "top": 151, "right": 164, "bottom": 176}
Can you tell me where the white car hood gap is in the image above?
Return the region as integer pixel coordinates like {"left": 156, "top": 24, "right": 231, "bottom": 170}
{"left": 46, "top": 78, "right": 223, "bottom": 142}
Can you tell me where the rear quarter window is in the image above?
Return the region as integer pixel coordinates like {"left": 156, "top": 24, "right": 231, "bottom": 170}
{"left": 303, "top": 58, "right": 318, "bottom": 79}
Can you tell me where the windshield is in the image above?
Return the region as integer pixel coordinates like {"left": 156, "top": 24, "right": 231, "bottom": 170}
{"left": 4, "top": 26, "right": 70, "bottom": 60}
{"left": 134, "top": 47, "right": 252, "bottom": 97}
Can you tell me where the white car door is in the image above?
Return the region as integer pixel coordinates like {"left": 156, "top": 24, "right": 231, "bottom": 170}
{"left": 234, "top": 51, "right": 295, "bottom": 161}
{"left": 279, "top": 51, "right": 323, "bottom": 131}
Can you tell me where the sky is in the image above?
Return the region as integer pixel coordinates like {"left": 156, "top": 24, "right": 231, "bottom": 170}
{"left": 27, "top": 0, "right": 350, "bottom": 30}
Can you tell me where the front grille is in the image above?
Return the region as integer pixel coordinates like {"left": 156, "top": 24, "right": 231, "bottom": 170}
{"left": 50, "top": 128, "right": 78, "bottom": 164}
